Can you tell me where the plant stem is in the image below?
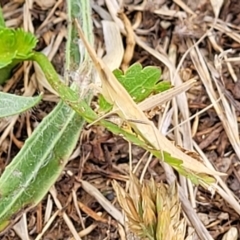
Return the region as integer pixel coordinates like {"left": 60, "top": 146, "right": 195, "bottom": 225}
{"left": 0, "top": 6, "right": 5, "bottom": 28}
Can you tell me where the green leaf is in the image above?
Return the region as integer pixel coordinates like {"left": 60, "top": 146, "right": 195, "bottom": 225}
{"left": 14, "top": 29, "right": 38, "bottom": 59}
{"left": 96, "top": 120, "right": 211, "bottom": 184}
{"left": 0, "top": 7, "right": 5, "bottom": 28}
{"left": 0, "top": 101, "right": 84, "bottom": 230}
{"left": 174, "top": 166, "right": 215, "bottom": 185}
{"left": 98, "top": 94, "right": 113, "bottom": 113}
{"left": 0, "top": 28, "right": 37, "bottom": 68}
{"left": 98, "top": 63, "right": 170, "bottom": 113}
{"left": 0, "top": 66, "right": 15, "bottom": 84}
{"left": 0, "top": 92, "right": 42, "bottom": 118}
{"left": 32, "top": 52, "right": 98, "bottom": 123}
{"left": 0, "top": 0, "right": 95, "bottom": 231}
{"left": 153, "top": 81, "right": 172, "bottom": 93}
{"left": 0, "top": 28, "right": 16, "bottom": 68}
{"left": 113, "top": 63, "right": 170, "bottom": 103}
{"left": 0, "top": 28, "right": 38, "bottom": 84}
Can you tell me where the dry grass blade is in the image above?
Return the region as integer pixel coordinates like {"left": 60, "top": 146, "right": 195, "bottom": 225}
{"left": 35, "top": 210, "right": 60, "bottom": 240}
{"left": 12, "top": 214, "right": 29, "bottom": 240}
{"left": 187, "top": 39, "right": 240, "bottom": 214}
{"left": 186, "top": 39, "right": 240, "bottom": 159}
{"left": 173, "top": 0, "right": 195, "bottom": 15}
{"left": 80, "top": 180, "right": 124, "bottom": 225}
{"left": 209, "top": 0, "right": 224, "bottom": 18}
{"left": 112, "top": 176, "right": 186, "bottom": 240}
{"left": 101, "top": 20, "right": 124, "bottom": 72}
{"left": 77, "top": 201, "right": 108, "bottom": 224}
{"left": 93, "top": 20, "right": 124, "bottom": 87}
{"left": 139, "top": 78, "right": 196, "bottom": 111}
{"left": 222, "top": 227, "right": 238, "bottom": 240}
{"left": 49, "top": 187, "right": 82, "bottom": 240}
{"left": 118, "top": 11, "right": 135, "bottom": 71}
{"left": 75, "top": 19, "right": 224, "bottom": 177}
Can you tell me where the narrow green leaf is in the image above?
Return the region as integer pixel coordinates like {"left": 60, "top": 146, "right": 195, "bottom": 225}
{"left": 31, "top": 51, "right": 97, "bottom": 122}
{"left": 0, "top": 28, "right": 16, "bottom": 68}
{"left": 0, "top": 0, "right": 95, "bottom": 232}
{"left": 0, "top": 7, "right": 5, "bottom": 28}
{"left": 0, "top": 101, "right": 84, "bottom": 230}
{"left": 0, "top": 66, "right": 15, "bottom": 84}
{"left": 0, "top": 92, "right": 42, "bottom": 118}
{"left": 90, "top": 120, "right": 213, "bottom": 185}
{"left": 98, "top": 94, "right": 113, "bottom": 113}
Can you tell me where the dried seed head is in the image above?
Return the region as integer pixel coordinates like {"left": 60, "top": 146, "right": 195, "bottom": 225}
{"left": 129, "top": 173, "right": 142, "bottom": 213}
{"left": 112, "top": 180, "right": 141, "bottom": 222}
{"left": 112, "top": 176, "right": 185, "bottom": 240}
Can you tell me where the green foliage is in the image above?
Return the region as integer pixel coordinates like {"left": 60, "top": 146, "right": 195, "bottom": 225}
{"left": 0, "top": 1, "right": 93, "bottom": 231}
{"left": 0, "top": 92, "right": 42, "bottom": 118}
{"left": 13, "top": 29, "right": 38, "bottom": 59}
{"left": 28, "top": 51, "right": 213, "bottom": 185}
{"left": 0, "top": 2, "right": 215, "bottom": 231}
{"left": 98, "top": 94, "right": 113, "bottom": 113}
{"left": 99, "top": 63, "right": 171, "bottom": 112}
{"left": 114, "top": 63, "right": 170, "bottom": 102}
{"left": 32, "top": 41, "right": 213, "bottom": 187}
{"left": 0, "top": 27, "right": 37, "bottom": 83}
{"left": 0, "top": 101, "right": 84, "bottom": 230}
{"left": 0, "top": 7, "right": 5, "bottom": 28}
{"left": 0, "top": 28, "right": 37, "bottom": 67}
{"left": 0, "top": 27, "right": 40, "bottom": 116}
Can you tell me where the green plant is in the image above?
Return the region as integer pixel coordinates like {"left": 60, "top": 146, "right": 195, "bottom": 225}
{"left": 0, "top": 0, "right": 94, "bottom": 231}
{"left": 0, "top": 25, "right": 42, "bottom": 116}
{"left": 0, "top": 0, "right": 222, "bottom": 232}
{"left": 0, "top": 92, "right": 42, "bottom": 118}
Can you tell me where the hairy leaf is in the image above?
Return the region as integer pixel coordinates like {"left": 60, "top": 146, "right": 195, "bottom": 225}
{"left": 0, "top": 101, "right": 84, "bottom": 230}
{"left": 0, "top": 92, "right": 42, "bottom": 118}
